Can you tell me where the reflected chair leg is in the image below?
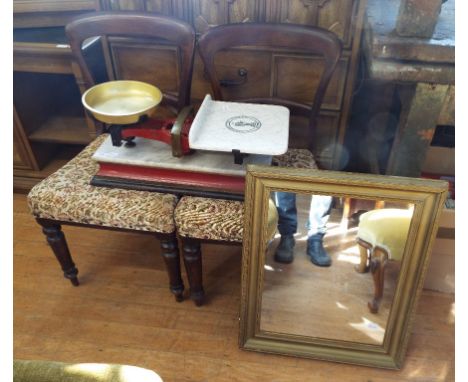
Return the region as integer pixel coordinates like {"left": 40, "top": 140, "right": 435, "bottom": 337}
{"left": 341, "top": 197, "right": 352, "bottom": 228}
{"left": 158, "top": 233, "right": 184, "bottom": 302}
{"left": 37, "top": 219, "right": 79, "bottom": 286}
{"left": 368, "top": 248, "right": 388, "bottom": 314}
{"left": 181, "top": 238, "right": 204, "bottom": 306}
{"left": 355, "top": 239, "right": 371, "bottom": 273}
{"left": 374, "top": 200, "right": 386, "bottom": 209}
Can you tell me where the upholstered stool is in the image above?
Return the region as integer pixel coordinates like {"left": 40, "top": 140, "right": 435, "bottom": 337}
{"left": 271, "top": 148, "right": 319, "bottom": 169}
{"left": 27, "top": 134, "right": 185, "bottom": 301}
{"left": 173, "top": 148, "right": 312, "bottom": 305}
{"left": 174, "top": 196, "right": 279, "bottom": 305}
{"left": 356, "top": 208, "right": 413, "bottom": 313}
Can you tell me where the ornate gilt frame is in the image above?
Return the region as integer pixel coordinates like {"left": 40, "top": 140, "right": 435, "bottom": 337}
{"left": 240, "top": 165, "right": 448, "bottom": 369}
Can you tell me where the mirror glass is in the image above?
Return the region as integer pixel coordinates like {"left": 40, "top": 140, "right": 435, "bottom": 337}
{"left": 261, "top": 192, "right": 413, "bottom": 345}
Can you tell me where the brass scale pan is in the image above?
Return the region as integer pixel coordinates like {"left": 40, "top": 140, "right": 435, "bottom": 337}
{"left": 82, "top": 80, "right": 163, "bottom": 125}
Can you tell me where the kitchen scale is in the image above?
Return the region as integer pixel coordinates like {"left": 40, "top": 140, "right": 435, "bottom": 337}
{"left": 82, "top": 80, "right": 289, "bottom": 199}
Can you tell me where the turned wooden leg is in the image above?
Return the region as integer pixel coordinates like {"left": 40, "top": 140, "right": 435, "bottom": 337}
{"left": 355, "top": 239, "right": 371, "bottom": 273}
{"left": 368, "top": 248, "right": 388, "bottom": 314}
{"left": 37, "top": 219, "right": 79, "bottom": 286}
{"left": 181, "top": 238, "right": 204, "bottom": 306}
{"left": 341, "top": 197, "right": 352, "bottom": 228}
{"left": 158, "top": 233, "right": 184, "bottom": 302}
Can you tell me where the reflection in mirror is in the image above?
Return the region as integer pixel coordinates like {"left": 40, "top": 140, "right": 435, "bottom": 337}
{"left": 241, "top": 167, "right": 448, "bottom": 368}
{"left": 261, "top": 193, "right": 413, "bottom": 345}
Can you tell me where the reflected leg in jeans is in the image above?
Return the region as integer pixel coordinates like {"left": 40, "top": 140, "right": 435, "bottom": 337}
{"left": 274, "top": 192, "right": 297, "bottom": 263}
{"left": 306, "top": 195, "right": 333, "bottom": 267}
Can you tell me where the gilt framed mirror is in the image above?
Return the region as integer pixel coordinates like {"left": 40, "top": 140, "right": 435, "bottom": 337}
{"left": 240, "top": 165, "right": 448, "bottom": 369}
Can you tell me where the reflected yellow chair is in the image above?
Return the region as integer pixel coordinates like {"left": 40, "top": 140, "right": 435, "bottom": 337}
{"left": 356, "top": 208, "right": 413, "bottom": 313}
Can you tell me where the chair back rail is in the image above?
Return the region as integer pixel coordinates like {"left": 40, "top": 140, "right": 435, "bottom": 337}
{"left": 66, "top": 12, "right": 196, "bottom": 111}
{"left": 197, "top": 23, "right": 342, "bottom": 151}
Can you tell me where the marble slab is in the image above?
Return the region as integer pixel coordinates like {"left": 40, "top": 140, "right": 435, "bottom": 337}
{"left": 92, "top": 135, "right": 272, "bottom": 176}
{"left": 189, "top": 94, "right": 289, "bottom": 155}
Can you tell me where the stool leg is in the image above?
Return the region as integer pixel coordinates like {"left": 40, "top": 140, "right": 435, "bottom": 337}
{"left": 181, "top": 238, "right": 205, "bottom": 306}
{"left": 37, "top": 219, "right": 79, "bottom": 286}
{"left": 158, "top": 233, "right": 184, "bottom": 302}
{"left": 368, "top": 248, "right": 388, "bottom": 314}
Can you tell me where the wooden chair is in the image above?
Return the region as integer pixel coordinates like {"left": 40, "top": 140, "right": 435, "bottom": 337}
{"left": 355, "top": 208, "right": 413, "bottom": 313}
{"left": 174, "top": 23, "right": 342, "bottom": 305}
{"left": 67, "top": 11, "right": 195, "bottom": 113}
{"left": 27, "top": 13, "right": 196, "bottom": 302}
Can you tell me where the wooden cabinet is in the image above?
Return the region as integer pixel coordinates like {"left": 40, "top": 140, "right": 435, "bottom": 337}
{"left": 99, "top": 0, "right": 365, "bottom": 169}
{"left": 13, "top": 0, "right": 365, "bottom": 191}
{"left": 13, "top": 0, "right": 103, "bottom": 191}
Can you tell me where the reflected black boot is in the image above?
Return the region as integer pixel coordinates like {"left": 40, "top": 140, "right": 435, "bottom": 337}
{"left": 274, "top": 235, "right": 295, "bottom": 264}
{"left": 307, "top": 233, "right": 332, "bottom": 267}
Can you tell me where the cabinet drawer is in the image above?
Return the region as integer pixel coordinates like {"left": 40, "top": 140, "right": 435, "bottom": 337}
{"left": 14, "top": 0, "right": 98, "bottom": 13}
{"left": 108, "top": 38, "right": 181, "bottom": 98}
{"left": 273, "top": 53, "right": 349, "bottom": 111}
{"left": 14, "top": 0, "right": 100, "bottom": 28}
{"left": 192, "top": 48, "right": 348, "bottom": 111}
{"left": 193, "top": 48, "right": 273, "bottom": 102}
{"left": 14, "top": 42, "right": 74, "bottom": 74}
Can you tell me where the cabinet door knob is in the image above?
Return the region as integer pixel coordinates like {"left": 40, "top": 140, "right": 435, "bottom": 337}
{"left": 219, "top": 67, "right": 248, "bottom": 87}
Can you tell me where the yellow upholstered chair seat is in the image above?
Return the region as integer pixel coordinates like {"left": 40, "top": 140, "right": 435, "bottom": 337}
{"left": 357, "top": 208, "right": 413, "bottom": 261}
{"left": 356, "top": 208, "right": 413, "bottom": 314}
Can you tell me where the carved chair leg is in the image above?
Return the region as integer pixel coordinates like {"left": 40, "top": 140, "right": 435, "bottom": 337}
{"left": 355, "top": 240, "right": 371, "bottom": 273}
{"left": 158, "top": 233, "right": 184, "bottom": 302}
{"left": 181, "top": 238, "right": 205, "bottom": 306}
{"left": 368, "top": 248, "right": 388, "bottom": 314}
{"left": 341, "top": 197, "right": 352, "bottom": 228}
{"left": 37, "top": 219, "right": 79, "bottom": 286}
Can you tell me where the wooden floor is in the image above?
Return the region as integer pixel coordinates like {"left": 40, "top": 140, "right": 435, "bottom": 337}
{"left": 14, "top": 193, "right": 455, "bottom": 381}
{"left": 261, "top": 195, "right": 402, "bottom": 344}
{"left": 262, "top": 233, "right": 399, "bottom": 344}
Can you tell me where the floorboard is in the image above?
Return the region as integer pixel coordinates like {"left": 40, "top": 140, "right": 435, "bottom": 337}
{"left": 13, "top": 193, "right": 454, "bottom": 381}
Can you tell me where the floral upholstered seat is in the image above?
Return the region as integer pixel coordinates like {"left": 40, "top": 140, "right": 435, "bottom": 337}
{"left": 28, "top": 134, "right": 184, "bottom": 301}
{"left": 174, "top": 196, "right": 244, "bottom": 242}
{"left": 271, "top": 148, "right": 319, "bottom": 170}
{"left": 28, "top": 134, "right": 177, "bottom": 233}
{"left": 174, "top": 149, "right": 318, "bottom": 242}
